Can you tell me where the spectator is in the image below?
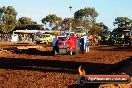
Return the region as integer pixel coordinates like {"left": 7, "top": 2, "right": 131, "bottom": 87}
{"left": 31, "top": 34, "right": 35, "bottom": 42}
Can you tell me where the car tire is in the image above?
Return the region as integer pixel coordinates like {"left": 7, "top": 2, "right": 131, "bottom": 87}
{"left": 74, "top": 42, "right": 79, "bottom": 55}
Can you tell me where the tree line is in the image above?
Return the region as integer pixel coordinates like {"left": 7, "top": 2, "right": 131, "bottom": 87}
{"left": 0, "top": 6, "right": 132, "bottom": 35}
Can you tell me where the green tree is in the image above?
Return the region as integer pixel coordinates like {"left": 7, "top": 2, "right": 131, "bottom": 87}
{"left": 61, "top": 18, "right": 75, "bottom": 30}
{"left": 0, "top": 6, "right": 6, "bottom": 23}
{"left": 41, "top": 14, "right": 62, "bottom": 29}
{"left": 74, "top": 7, "right": 98, "bottom": 34}
{"left": 96, "top": 22, "right": 108, "bottom": 32}
{"left": 0, "top": 6, "right": 17, "bottom": 33}
{"left": 113, "top": 17, "right": 132, "bottom": 28}
{"left": 18, "top": 17, "right": 34, "bottom": 26}
{"left": 89, "top": 24, "right": 103, "bottom": 34}
{"left": 91, "top": 22, "right": 109, "bottom": 34}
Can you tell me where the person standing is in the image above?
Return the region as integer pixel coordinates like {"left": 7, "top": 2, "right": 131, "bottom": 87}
{"left": 84, "top": 35, "right": 89, "bottom": 52}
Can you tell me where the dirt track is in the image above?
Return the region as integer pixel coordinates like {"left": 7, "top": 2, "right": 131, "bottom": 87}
{"left": 0, "top": 44, "right": 132, "bottom": 88}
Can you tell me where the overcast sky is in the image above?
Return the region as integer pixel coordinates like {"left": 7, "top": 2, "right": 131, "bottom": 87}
{"left": 0, "top": 0, "right": 132, "bottom": 30}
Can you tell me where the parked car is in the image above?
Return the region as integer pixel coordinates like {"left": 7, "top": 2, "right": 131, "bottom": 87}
{"left": 35, "top": 33, "right": 55, "bottom": 44}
